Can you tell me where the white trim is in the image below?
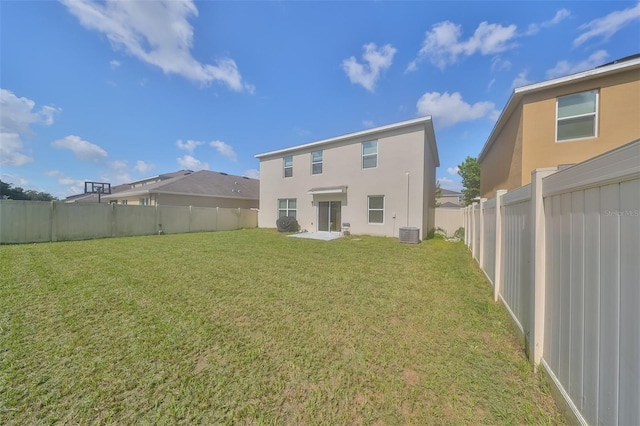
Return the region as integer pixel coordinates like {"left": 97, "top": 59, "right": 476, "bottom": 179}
{"left": 255, "top": 116, "right": 433, "bottom": 158}
{"left": 555, "top": 90, "right": 599, "bottom": 143}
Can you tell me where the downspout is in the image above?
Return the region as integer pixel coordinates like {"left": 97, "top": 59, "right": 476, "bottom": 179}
{"left": 405, "top": 171, "right": 410, "bottom": 226}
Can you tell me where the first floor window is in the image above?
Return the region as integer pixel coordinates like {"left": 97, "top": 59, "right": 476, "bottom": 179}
{"left": 368, "top": 195, "right": 384, "bottom": 224}
{"left": 121, "top": 200, "right": 128, "bottom": 205}
{"left": 278, "top": 198, "right": 297, "bottom": 218}
{"left": 140, "top": 197, "right": 149, "bottom": 206}
{"left": 283, "top": 156, "right": 293, "bottom": 177}
{"left": 557, "top": 90, "right": 598, "bottom": 141}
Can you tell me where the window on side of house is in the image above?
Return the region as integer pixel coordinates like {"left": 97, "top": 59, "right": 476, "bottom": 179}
{"left": 278, "top": 198, "right": 297, "bottom": 218}
{"left": 283, "top": 156, "right": 293, "bottom": 178}
{"left": 367, "top": 195, "right": 384, "bottom": 224}
{"left": 121, "top": 200, "right": 128, "bottom": 205}
{"left": 311, "top": 150, "right": 323, "bottom": 175}
{"left": 362, "top": 140, "right": 378, "bottom": 169}
{"left": 556, "top": 90, "right": 598, "bottom": 142}
{"left": 140, "top": 197, "right": 149, "bottom": 206}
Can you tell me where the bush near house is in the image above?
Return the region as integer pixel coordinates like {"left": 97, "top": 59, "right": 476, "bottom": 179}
{"left": 0, "top": 229, "right": 564, "bottom": 425}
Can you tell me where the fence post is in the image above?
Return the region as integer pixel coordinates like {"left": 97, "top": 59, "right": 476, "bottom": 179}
{"left": 530, "top": 167, "right": 557, "bottom": 366}
{"left": 470, "top": 202, "right": 478, "bottom": 259}
{"left": 479, "top": 198, "right": 486, "bottom": 268}
{"left": 50, "top": 201, "right": 56, "bottom": 242}
{"left": 494, "top": 190, "right": 507, "bottom": 302}
{"left": 189, "top": 205, "right": 192, "bottom": 233}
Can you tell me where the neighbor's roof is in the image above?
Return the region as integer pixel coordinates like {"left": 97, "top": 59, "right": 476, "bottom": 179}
{"left": 255, "top": 116, "right": 439, "bottom": 167}
{"left": 64, "top": 183, "right": 130, "bottom": 203}
{"left": 440, "top": 188, "right": 461, "bottom": 196}
{"left": 478, "top": 54, "right": 640, "bottom": 163}
{"left": 102, "top": 170, "right": 259, "bottom": 200}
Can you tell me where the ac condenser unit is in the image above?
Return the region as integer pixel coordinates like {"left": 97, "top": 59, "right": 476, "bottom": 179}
{"left": 399, "top": 227, "right": 420, "bottom": 244}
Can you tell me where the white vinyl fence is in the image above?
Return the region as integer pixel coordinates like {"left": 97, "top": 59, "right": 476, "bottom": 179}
{"left": 463, "top": 140, "right": 639, "bottom": 426}
{"left": 0, "top": 201, "right": 258, "bottom": 244}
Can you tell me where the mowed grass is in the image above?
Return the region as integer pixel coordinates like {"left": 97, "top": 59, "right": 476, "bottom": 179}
{"left": 1, "top": 229, "right": 564, "bottom": 425}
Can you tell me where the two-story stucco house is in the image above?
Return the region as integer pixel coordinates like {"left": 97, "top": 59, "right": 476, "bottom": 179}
{"left": 479, "top": 54, "right": 640, "bottom": 199}
{"left": 255, "top": 116, "right": 439, "bottom": 238}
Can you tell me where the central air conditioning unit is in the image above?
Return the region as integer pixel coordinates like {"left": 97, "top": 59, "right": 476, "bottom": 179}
{"left": 399, "top": 227, "right": 420, "bottom": 244}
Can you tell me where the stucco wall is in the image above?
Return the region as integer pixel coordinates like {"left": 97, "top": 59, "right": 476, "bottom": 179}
{"left": 520, "top": 69, "right": 640, "bottom": 185}
{"left": 258, "top": 124, "right": 436, "bottom": 238}
{"left": 480, "top": 105, "right": 524, "bottom": 199}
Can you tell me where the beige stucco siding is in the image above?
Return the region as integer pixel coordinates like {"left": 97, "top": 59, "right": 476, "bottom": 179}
{"left": 520, "top": 69, "right": 640, "bottom": 186}
{"left": 258, "top": 125, "right": 435, "bottom": 237}
{"left": 480, "top": 106, "right": 524, "bottom": 199}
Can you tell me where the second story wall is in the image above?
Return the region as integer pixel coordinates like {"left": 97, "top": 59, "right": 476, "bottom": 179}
{"left": 521, "top": 68, "right": 640, "bottom": 186}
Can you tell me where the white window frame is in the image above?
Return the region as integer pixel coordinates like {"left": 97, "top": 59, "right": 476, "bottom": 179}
{"left": 367, "top": 195, "right": 384, "bottom": 224}
{"left": 555, "top": 90, "right": 599, "bottom": 143}
{"left": 362, "top": 140, "right": 378, "bottom": 169}
{"left": 311, "top": 150, "right": 323, "bottom": 175}
{"left": 139, "top": 197, "right": 149, "bottom": 206}
{"left": 278, "top": 198, "right": 297, "bottom": 218}
{"left": 283, "top": 156, "right": 293, "bottom": 178}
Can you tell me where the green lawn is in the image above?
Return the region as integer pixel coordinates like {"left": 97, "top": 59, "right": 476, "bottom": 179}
{"left": 1, "top": 229, "right": 564, "bottom": 425}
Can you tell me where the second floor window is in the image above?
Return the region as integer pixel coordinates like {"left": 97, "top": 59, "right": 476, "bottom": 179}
{"left": 283, "top": 156, "right": 293, "bottom": 177}
{"left": 311, "top": 150, "right": 323, "bottom": 175}
{"left": 362, "top": 140, "right": 377, "bottom": 169}
{"left": 556, "top": 90, "right": 598, "bottom": 142}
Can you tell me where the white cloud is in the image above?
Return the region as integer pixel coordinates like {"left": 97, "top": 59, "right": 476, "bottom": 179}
{"left": 342, "top": 43, "right": 396, "bottom": 92}
{"left": 546, "top": 50, "right": 608, "bottom": 78}
{"left": 46, "top": 170, "right": 85, "bottom": 194}
{"left": 177, "top": 139, "right": 203, "bottom": 154}
{"left": 177, "top": 154, "right": 208, "bottom": 170}
{"left": 491, "top": 56, "right": 512, "bottom": 72}
{"left": 61, "top": 0, "right": 253, "bottom": 92}
{"left": 0, "top": 173, "right": 29, "bottom": 187}
{"left": 210, "top": 140, "right": 237, "bottom": 161}
{"left": 408, "top": 21, "right": 517, "bottom": 70}
{"left": 134, "top": 160, "right": 154, "bottom": 174}
{"left": 512, "top": 71, "right": 532, "bottom": 88}
{"left": 447, "top": 166, "right": 459, "bottom": 176}
{"left": 574, "top": 3, "right": 640, "bottom": 47}
{"left": 437, "top": 177, "right": 463, "bottom": 192}
{"left": 52, "top": 135, "right": 108, "bottom": 162}
{"left": 0, "top": 89, "right": 61, "bottom": 166}
{"left": 110, "top": 59, "right": 121, "bottom": 70}
{"left": 416, "top": 91, "right": 496, "bottom": 129}
{"left": 244, "top": 169, "right": 260, "bottom": 179}
{"left": 362, "top": 120, "right": 375, "bottom": 128}
{"left": 527, "top": 9, "right": 571, "bottom": 35}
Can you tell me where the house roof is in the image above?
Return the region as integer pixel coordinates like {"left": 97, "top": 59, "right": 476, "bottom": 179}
{"left": 439, "top": 201, "right": 461, "bottom": 208}
{"left": 64, "top": 183, "right": 130, "bottom": 203}
{"left": 255, "top": 116, "right": 439, "bottom": 167}
{"left": 478, "top": 54, "right": 640, "bottom": 163}
{"left": 102, "top": 170, "right": 259, "bottom": 200}
{"left": 440, "top": 188, "right": 461, "bottom": 196}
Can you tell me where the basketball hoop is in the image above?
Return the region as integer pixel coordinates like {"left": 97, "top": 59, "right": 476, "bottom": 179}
{"left": 84, "top": 181, "right": 112, "bottom": 203}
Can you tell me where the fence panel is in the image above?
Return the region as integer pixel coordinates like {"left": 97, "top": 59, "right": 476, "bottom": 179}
{"left": 53, "top": 202, "right": 112, "bottom": 241}
{"left": 217, "top": 208, "right": 241, "bottom": 231}
{"left": 158, "top": 205, "right": 190, "bottom": 234}
{"left": 434, "top": 207, "right": 463, "bottom": 237}
{"left": 190, "top": 206, "right": 218, "bottom": 232}
{"left": 239, "top": 209, "right": 258, "bottom": 229}
{"left": 112, "top": 205, "right": 157, "bottom": 237}
{"left": 0, "top": 200, "right": 52, "bottom": 243}
{"left": 482, "top": 201, "right": 496, "bottom": 284}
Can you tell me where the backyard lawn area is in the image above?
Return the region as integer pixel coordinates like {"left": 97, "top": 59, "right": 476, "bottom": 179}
{"left": 1, "top": 229, "right": 565, "bottom": 424}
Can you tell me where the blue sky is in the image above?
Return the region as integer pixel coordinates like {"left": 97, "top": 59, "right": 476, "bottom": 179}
{"left": 1, "top": 1, "right": 639, "bottom": 198}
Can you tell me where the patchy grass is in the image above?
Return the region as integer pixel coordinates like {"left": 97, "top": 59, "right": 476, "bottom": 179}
{"left": 0, "top": 229, "right": 565, "bottom": 424}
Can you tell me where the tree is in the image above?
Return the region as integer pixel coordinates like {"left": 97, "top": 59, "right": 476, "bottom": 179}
{"left": 435, "top": 180, "right": 442, "bottom": 207}
{"left": 457, "top": 156, "right": 480, "bottom": 206}
{"left": 0, "top": 180, "right": 57, "bottom": 201}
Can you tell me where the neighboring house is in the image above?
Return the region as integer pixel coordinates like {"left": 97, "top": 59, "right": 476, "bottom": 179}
{"left": 478, "top": 54, "right": 640, "bottom": 198}
{"left": 437, "top": 188, "right": 462, "bottom": 207}
{"left": 101, "top": 170, "right": 259, "bottom": 208}
{"left": 255, "top": 116, "right": 439, "bottom": 238}
{"left": 64, "top": 183, "right": 130, "bottom": 203}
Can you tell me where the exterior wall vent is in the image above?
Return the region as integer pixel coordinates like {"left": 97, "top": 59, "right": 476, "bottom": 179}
{"left": 399, "top": 227, "right": 420, "bottom": 244}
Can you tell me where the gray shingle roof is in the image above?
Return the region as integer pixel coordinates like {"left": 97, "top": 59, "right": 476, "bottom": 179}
{"left": 103, "top": 170, "right": 259, "bottom": 200}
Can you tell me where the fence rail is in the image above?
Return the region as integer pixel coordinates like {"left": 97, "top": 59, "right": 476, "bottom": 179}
{"left": 0, "top": 201, "right": 258, "bottom": 244}
{"left": 463, "top": 139, "right": 640, "bottom": 426}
